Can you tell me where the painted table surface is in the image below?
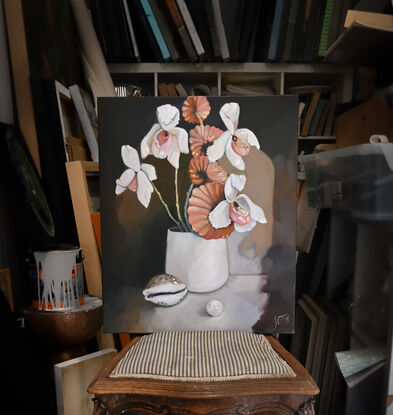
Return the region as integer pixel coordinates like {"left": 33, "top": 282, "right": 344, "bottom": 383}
{"left": 88, "top": 336, "right": 319, "bottom": 415}
{"left": 104, "top": 275, "right": 269, "bottom": 332}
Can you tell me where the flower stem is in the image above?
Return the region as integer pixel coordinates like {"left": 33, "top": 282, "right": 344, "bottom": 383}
{"left": 152, "top": 182, "right": 179, "bottom": 226}
{"left": 174, "top": 168, "right": 188, "bottom": 231}
{"left": 183, "top": 184, "right": 195, "bottom": 233}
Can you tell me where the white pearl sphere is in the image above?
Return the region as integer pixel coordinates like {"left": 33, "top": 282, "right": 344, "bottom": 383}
{"left": 206, "top": 299, "right": 224, "bottom": 317}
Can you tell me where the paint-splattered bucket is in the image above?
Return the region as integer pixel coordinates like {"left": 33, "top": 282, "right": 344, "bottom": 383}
{"left": 27, "top": 246, "right": 84, "bottom": 311}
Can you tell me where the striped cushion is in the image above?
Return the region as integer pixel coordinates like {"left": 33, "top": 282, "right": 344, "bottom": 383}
{"left": 110, "top": 331, "right": 295, "bottom": 381}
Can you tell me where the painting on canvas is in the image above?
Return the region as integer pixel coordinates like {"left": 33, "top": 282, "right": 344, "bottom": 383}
{"left": 100, "top": 96, "right": 297, "bottom": 333}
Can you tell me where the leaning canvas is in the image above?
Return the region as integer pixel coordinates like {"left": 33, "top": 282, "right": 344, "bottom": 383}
{"left": 100, "top": 96, "right": 297, "bottom": 333}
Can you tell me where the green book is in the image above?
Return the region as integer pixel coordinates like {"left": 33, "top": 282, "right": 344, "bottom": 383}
{"left": 317, "top": 0, "right": 335, "bottom": 57}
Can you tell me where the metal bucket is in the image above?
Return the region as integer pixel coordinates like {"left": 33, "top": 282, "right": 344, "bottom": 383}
{"left": 27, "top": 245, "right": 84, "bottom": 311}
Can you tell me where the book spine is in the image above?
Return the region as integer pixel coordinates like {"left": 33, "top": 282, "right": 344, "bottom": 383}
{"left": 165, "top": 0, "right": 182, "bottom": 26}
{"left": 90, "top": 0, "right": 108, "bottom": 58}
{"left": 309, "top": 98, "right": 326, "bottom": 136}
{"left": 122, "top": 0, "right": 141, "bottom": 61}
{"left": 310, "top": 0, "right": 326, "bottom": 60}
{"left": 166, "top": 83, "right": 179, "bottom": 96}
{"left": 267, "top": 0, "right": 284, "bottom": 61}
{"left": 246, "top": 1, "right": 262, "bottom": 62}
{"left": 275, "top": 1, "right": 292, "bottom": 61}
{"left": 185, "top": 0, "right": 215, "bottom": 61}
{"left": 211, "top": 0, "right": 230, "bottom": 61}
{"left": 116, "top": 0, "right": 135, "bottom": 62}
{"left": 203, "top": 0, "right": 221, "bottom": 60}
{"left": 317, "top": 0, "right": 335, "bottom": 56}
{"left": 139, "top": 0, "right": 171, "bottom": 61}
{"left": 129, "top": 0, "right": 163, "bottom": 62}
{"left": 302, "top": 0, "right": 322, "bottom": 62}
{"left": 175, "top": 0, "right": 205, "bottom": 57}
{"left": 175, "top": 82, "right": 188, "bottom": 96}
{"left": 315, "top": 100, "right": 330, "bottom": 136}
{"left": 229, "top": 0, "right": 245, "bottom": 61}
{"left": 238, "top": 0, "right": 260, "bottom": 62}
{"left": 327, "top": 0, "right": 343, "bottom": 48}
{"left": 100, "top": 0, "right": 123, "bottom": 61}
{"left": 295, "top": 0, "right": 312, "bottom": 62}
{"left": 323, "top": 91, "right": 338, "bottom": 136}
{"left": 178, "top": 26, "right": 198, "bottom": 61}
{"left": 164, "top": 0, "right": 197, "bottom": 61}
{"left": 158, "top": 82, "right": 169, "bottom": 96}
{"left": 301, "top": 91, "right": 321, "bottom": 136}
{"left": 282, "top": 0, "right": 300, "bottom": 62}
{"left": 148, "top": 0, "right": 180, "bottom": 62}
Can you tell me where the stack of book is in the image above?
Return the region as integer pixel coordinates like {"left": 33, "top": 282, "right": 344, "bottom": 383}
{"left": 158, "top": 82, "right": 187, "bottom": 96}
{"left": 290, "top": 86, "right": 338, "bottom": 137}
{"left": 89, "top": 0, "right": 354, "bottom": 63}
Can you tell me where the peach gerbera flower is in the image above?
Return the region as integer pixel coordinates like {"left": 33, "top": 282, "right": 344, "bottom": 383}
{"left": 189, "top": 125, "right": 223, "bottom": 157}
{"left": 182, "top": 96, "right": 211, "bottom": 124}
{"left": 188, "top": 155, "right": 228, "bottom": 185}
{"left": 187, "top": 182, "right": 234, "bottom": 240}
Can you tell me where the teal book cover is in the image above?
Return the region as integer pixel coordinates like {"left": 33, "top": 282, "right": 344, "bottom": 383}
{"left": 140, "top": 0, "right": 171, "bottom": 61}
{"left": 267, "top": 0, "right": 284, "bottom": 61}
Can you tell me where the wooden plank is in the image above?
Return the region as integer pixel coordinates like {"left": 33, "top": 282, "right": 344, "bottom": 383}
{"left": 65, "top": 160, "right": 115, "bottom": 350}
{"left": 80, "top": 160, "right": 99, "bottom": 172}
{"left": 336, "top": 95, "right": 393, "bottom": 148}
{"left": 3, "top": 0, "right": 41, "bottom": 175}
{"left": 66, "top": 161, "right": 101, "bottom": 296}
{"left": 344, "top": 10, "right": 393, "bottom": 30}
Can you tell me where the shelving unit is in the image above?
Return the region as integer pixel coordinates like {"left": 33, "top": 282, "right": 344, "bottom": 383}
{"left": 109, "top": 62, "right": 354, "bottom": 102}
{"left": 109, "top": 63, "right": 353, "bottom": 143}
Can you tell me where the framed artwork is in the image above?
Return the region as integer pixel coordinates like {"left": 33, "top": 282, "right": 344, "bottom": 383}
{"left": 69, "top": 84, "right": 99, "bottom": 162}
{"left": 100, "top": 96, "right": 297, "bottom": 333}
{"left": 55, "top": 81, "right": 84, "bottom": 162}
{"left": 303, "top": 294, "right": 329, "bottom": 387}
{"left": 290, "top": 298, "right": 319, "bottom": 371}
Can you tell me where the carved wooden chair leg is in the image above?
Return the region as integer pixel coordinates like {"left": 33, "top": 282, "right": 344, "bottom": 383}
{"left": 298, "top": 400, "right": 316, "bottom": 415}
{"left": 92, "top": 397, "right": 107, "bottom": 415}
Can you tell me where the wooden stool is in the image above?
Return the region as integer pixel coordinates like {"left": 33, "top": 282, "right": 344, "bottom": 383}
{"left": 89, "top": 335, "right": 318, "bottom": 415}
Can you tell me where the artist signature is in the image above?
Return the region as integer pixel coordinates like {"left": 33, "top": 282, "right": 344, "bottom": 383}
{"left": 273, "top": 313, "right": 290, "bottom": 330}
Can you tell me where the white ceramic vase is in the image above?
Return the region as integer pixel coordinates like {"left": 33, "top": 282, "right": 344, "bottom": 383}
{"left": 165, "top": 229, "right": 229, "bottom": 293}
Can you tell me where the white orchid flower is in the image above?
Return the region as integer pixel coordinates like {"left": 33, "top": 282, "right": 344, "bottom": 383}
{"left": 115, "top": 145, "right": 157, "bottom": 208}
{"left": 207, "top": 102, "right": 260, "bottom": 170}
{"left": 209, "top": 174, "right": 266, "bottom": 233}
{"left": 141, "top": 104, "right": 189, "bottom": 169}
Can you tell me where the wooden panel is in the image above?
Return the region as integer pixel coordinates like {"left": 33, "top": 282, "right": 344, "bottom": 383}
{"left": 66, "top": 161, "right": 101, "bottom": 296}
{"left": 336, "top": 95, "right": 393, "bottom": 148}
{"left": 3, "top": 0, "right": 41, "bottom": 175}
{"left": 65, "top": 161, "right": 115, "bottom": 350}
